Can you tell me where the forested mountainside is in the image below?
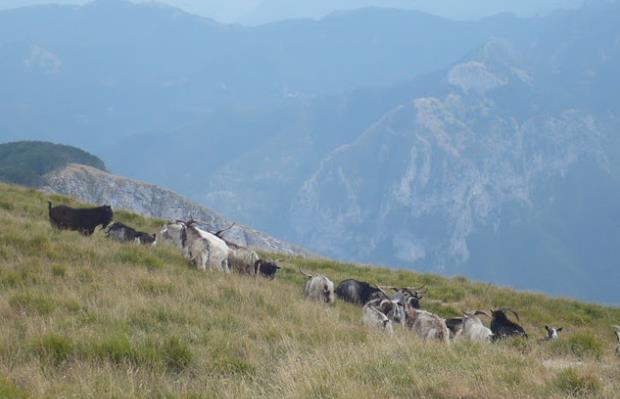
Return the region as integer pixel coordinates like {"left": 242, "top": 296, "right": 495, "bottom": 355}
{"left": 0, "top": 141, "right": 105, "bottom": 187}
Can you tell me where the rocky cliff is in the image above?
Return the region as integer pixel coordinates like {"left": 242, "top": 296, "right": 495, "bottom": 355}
{"left": 41, "top": 163, "right": 313, "bottom": 257}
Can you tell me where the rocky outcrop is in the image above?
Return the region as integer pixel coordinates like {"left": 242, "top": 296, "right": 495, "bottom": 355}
{"left": 41, "top": 163, "right": 313, "bottom": 257}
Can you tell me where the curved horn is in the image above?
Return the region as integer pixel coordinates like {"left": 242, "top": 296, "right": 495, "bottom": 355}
{"left": 214, "top": 223, "right": 236, "bottom": 238}
{"left": 502, "top": 308, "right": 520, "bottom": 321}
{"left": 299, "top": 268, "right": 314, "bottom": 278}
{"left": 474, "top": 310, "right": 491, "bottom": 318}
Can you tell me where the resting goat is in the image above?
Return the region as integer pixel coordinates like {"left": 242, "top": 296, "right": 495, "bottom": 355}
{"left": 335, "top": 279, "right": 388, "bottom": 305}
{"left": 538, "top": 325, "right": 563, "bottom": 342}
{"left": 106, "top": 222, "right": 156, "bottom": 245}
{"left": 48, "top": 201, "right": 113, "bottom": 236}
{"left": 404, "top": 297, "right": 449, "bottom": 343}
{"left": 490, "top": 308, "right": 527, "bottom": 341}
{"left": 362, "top": 298, "right": 395, "bottom": 334}
{"left": 458, "top": 311, "right": 493, "bottom": 342}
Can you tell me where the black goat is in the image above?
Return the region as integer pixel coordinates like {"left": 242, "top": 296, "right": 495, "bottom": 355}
{"left": 335, "top": 279, "right": 390, "bottom": 305}
{"left": 106, "top": 222, "right": 156, "bottom": 245}
{"left": 48, "top": 201, "right": 113, "bottom": 236}
{"left": 255, "top": 259, "right": 281, "bottom": 279}
{"left": 490, "top": 308, "right": 528, "bottom": 341}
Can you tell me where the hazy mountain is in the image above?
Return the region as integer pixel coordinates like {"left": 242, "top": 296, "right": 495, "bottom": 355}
{"left": 0, "top": 0, "right": 583, "bottom": 24}
{"left": 291, "top": 3, "right": 620, "bottom": 303}
{"left": 2, "top": 0, "right": 620, "bottom": 303}
{"left": 243, "top": 0, "right": 583, "bottom": 25}
{"left": 0, "top": 0, "right": 507, "bottom": 150}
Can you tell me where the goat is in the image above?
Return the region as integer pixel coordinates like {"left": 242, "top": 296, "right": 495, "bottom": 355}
{"left": 48, "top": 201, "right": 113, "bottom": 236}
{"left": 404, "top": 296, "right": 449, "bottom": 343}
{"left": 362, "top": 298, "right": 395, "bottom": 334}
{"left": 300, "top": 269, "right": 335, "bottom": 304}
{"left": 490, "top": 308, "right": 527, "bottom": 341}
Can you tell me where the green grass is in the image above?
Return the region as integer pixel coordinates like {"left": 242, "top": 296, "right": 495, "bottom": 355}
{"left": 0, "top": 182, "right": 619, "bottom": 398}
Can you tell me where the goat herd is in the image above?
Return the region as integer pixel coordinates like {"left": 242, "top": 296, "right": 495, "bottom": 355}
{"left": 47, "top": 201, "right": 620, "bottom": 354}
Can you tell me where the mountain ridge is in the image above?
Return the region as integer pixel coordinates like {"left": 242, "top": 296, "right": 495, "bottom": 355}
{"left": 40, "top": 163, "right": 313, "bottom": 257}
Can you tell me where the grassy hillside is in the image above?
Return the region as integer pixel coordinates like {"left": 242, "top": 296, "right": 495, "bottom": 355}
{"left": 0, "top": 182, "right": 619, "bottom": 399}
{"left": 0, "top": 141, "right": 106, "bottom": 187}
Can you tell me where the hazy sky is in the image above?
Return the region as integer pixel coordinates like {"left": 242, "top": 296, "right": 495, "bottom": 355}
{"left": 0, "top": 0, "right": 584, "bottom": 23}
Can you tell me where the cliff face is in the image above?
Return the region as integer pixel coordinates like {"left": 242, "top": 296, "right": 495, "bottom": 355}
{"left": 290, "top": 35, "right": 620, "bottom": 303}
{"left": 41, "top": 163, "right": 313, "bottom": 257}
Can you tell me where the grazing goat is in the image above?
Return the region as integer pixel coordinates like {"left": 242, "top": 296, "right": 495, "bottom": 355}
{"left": 211, "top": 223, "right": 259, "bottom": 275}
{"left": 300, "top": 269, "right": 335, "bottom": 304}
{"left": 490, "top": 308, "right": 527, "bottom": 341}
{"left": 48, "top": 201, "right": 113, "bottom": 236}
{"left": 159, "top": 221, "right": 230, "bottom": 273}
{"left": 362, "top": 298, "right": 394, "bottom": 334}
{"left": 255, "top": 259, "right": 281, "bottom": 279}
{"left": 159, "top": 221, "right": 186, "bottom": 250}
{"left": 227, "top": 242, "right": 260, "bottom": 276}
{"left": 184, "top": 223, "right": 231, "bottom": 273}
{"left": 404, "top": 297, "right": 450, "bottom": 343}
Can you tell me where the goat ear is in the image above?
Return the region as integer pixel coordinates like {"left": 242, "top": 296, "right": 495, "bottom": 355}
{"left": 557, "top": 327, "right": 563, "bottom": 332}
{"left": 544, "top": 325, "right": 550, "bottom": 332}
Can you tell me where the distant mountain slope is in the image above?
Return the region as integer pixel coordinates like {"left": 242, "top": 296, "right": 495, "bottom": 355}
{"left": 0, "top": 0, "right": 524, "bottom": 148}
{"left": 242, "top": 0, "right": 582, "bottom": 25}
{"left": 0, "top": 141, "right": 105, "bottom": 187}
{"left": 291, "top": 2, "right": 620, "bottom": 303}
{"left": 41, "top": 163, "right": 312, "bottom": 256}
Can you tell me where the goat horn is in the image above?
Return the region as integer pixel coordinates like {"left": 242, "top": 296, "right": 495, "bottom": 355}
{"left": 299, "top": 268, "right": 314, "bottom": 278}
{"left": 474, "top": 310, "right": 491, "bottom": 318}
{"left": 502, "top": 308, "right": 520, "bottom": 321}
{"left": 214, "top": 222, "right": 236, "bottom": 238}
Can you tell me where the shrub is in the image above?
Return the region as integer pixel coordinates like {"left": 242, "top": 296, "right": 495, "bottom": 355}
{"left": 553, "top": 369, "right": 602, "bottom": 397}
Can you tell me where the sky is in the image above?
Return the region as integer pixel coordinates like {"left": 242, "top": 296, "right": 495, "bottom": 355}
{"left": 0, "top": 0, "right": 584, "bottom": 24}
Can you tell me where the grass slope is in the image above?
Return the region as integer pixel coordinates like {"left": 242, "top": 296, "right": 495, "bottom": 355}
{"left": 0, "top": 182, "right": 619, "bottom": 398}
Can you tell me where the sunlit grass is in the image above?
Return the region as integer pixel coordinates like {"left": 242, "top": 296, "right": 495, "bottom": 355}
{"left": 0, "top": 182, "right": 619, "bottom": 398}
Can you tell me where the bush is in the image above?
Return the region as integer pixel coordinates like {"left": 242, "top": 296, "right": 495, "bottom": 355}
{"left": 553, "top": 369, "right": 602, "bottom": 397}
